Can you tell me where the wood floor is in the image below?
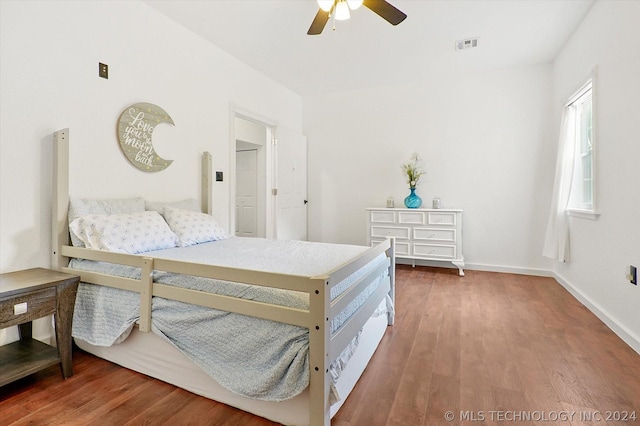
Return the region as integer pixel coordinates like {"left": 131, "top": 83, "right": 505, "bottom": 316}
{"left": 1, "top": 266, "right": 639, "bottom": 425}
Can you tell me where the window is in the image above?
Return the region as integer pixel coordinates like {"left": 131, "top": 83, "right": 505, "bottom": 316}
{"left": 542, "top": 75, "right": 597, "bottom": 262}
{"left": 566, "top": 80, "right": 596, "bottom": 216}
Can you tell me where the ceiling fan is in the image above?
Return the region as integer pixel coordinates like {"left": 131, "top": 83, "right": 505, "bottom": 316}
{"left": 307, "top": 0, "right": 407, "bottom": 35}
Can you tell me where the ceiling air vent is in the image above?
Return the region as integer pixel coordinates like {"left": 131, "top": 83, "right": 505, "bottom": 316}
{"left": 455, "top": 37, "right": 479, "bottom": 51}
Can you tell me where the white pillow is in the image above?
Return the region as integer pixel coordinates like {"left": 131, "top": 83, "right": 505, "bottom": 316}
{"left": 164, "top": 207, "right": 229, "bottom": 247}
{"left": 69, "top": 211, "right": 178, "bottom": 254}
{"left": 68, "top": 197, "right": 146, "bottom": 247}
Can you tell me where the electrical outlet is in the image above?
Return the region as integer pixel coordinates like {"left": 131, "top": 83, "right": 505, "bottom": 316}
{"left": 629, "top": 265, "right": 637, "bottom": 285}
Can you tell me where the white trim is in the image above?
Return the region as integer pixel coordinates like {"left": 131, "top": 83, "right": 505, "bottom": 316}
{"left": 564, "top": 67, "right": 596, "bottom": 107}
{"left": 565, "top": 79, "right": 592, "bottom": 107}
{"left": 396, "top": 259, "right": 552, "bottom": 278}
{"left": 566, "top": 67, "right": 598, "bottom": 216}
{"left": 553, "top": 271, "right": 640, "bottom": 355}
{"left": 567, "top": 209, "right": 600, "bottom": 220}
{"left": 229, "top": 104, "right": 278, "bottom": 239}
{"left": 464, "top": 262, "right": 553, "bottom": 277}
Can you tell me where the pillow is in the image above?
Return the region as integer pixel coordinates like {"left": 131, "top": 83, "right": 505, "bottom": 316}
{"left": 164, "top": 207, "right": 229, "bottom": 247}
{"left": 69, "top": 211, "right": 178, "bottom": 254}
{"left": 68, "top": 197, "right": 146, "bottom": 247}
{"left": 145, "top": 198, "right": 201, "bottom": 217}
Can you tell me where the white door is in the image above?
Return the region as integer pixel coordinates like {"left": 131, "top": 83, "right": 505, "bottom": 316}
{"left": 236, "top": 149, "right": 258, "bottom": 237}
{"left": 274, "top": 128, "right": 307, "bottom": 241}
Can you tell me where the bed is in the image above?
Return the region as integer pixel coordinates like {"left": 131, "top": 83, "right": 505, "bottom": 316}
{"left": 51, "top": 129, "right": 396, "bottom": 426}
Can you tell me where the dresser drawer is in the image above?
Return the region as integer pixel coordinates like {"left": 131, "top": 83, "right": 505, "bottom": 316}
{"left": 427, "top": 212, "right": 456, "bottom": 226}
{"left": 398, "top": 211, "right": 425, "bottom": 225}
{"left": 372, "top": 238, "right": 409, "bottom": 256}
{"left": 371, "top": 226, "right": 410, "bottom": 240}
{"left": 413, "top": 228, "right": 456, "bottom": 243}
{"left": 413, "top": 243, "right": 456, "bottom": 260}
{"left": 370, "top": 210, "right": 396, "bottom": 224}
{"left": 0, "top": 287, "right": 56, "bottom": 327}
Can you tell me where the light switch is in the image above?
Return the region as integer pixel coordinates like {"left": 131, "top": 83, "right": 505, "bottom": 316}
{"left": 99, "top": 62, "right": 108, "bottom": 79}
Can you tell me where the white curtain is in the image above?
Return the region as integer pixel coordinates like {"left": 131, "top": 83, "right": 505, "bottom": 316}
{"left": 542, "top": 106, "right": 576, "bottom": 262}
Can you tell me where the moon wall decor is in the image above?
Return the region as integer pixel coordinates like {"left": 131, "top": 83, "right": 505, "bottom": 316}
{"left": 117, "top": 102, "right": 174, "bottom": 172}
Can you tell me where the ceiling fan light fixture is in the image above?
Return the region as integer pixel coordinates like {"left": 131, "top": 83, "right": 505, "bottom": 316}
{"left": 335, "top": 1, "right": 350, "bottom": 20}
{"left": 347, "top": 0, "right": 363, "bottom": 10}
{"left": 317, "top": 0, "right": 334, "bottom": 12}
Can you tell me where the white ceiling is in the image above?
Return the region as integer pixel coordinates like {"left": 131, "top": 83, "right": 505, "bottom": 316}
{"left": 144, "top": 0, "right": 595, "bottom": 98}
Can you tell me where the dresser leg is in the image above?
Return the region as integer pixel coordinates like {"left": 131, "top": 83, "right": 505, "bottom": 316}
{"left": 452, "top": 261, "right": 465, "bottom": 277}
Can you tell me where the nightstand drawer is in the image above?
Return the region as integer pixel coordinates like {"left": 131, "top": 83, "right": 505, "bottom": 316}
{"left": 0, "top": 288, "right": 56, "bottom": 327}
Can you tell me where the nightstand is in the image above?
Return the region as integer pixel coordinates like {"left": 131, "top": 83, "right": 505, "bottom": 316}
{"left": 0, "top": 268, "right": 79, "bottom": 386}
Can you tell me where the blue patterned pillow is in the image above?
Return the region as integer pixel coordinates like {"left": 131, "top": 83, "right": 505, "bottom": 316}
{"left": 69, "top": 211, "right": 178, "bottom": 254}
{"left": 164, "top": 207, "right": 229, "bottom": 247}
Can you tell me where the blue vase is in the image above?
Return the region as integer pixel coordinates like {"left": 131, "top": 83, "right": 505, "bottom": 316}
{"left": 404, "top": 188, "right": 422, "bottom": 208}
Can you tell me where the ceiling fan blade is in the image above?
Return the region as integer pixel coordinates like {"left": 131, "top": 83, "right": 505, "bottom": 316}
{"left": 307, "top": 8, "right": 331, "bottom": 35}
{"left": 363, "top": 0, "right": 407, "bottom": 25}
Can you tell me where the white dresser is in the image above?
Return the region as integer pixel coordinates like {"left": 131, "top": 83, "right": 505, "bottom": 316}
{"left": 367, "top": 208, "right": 465, "bottom": 276}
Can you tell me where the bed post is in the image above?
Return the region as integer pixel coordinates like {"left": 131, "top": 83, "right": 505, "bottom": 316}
{"left": 139, "top": 258, "right": 154, "bottom": 333}
{"left": 52, "top": 129, "right": 70, "bottom": 271}
{"left": 201, "top": 152, "right": 212, "bottom": 215}
{"left": 308, "top": 276, "right": 331, "bottom": 426}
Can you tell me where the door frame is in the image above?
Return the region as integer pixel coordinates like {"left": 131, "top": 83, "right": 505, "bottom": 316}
{"left": 229, "top": 105, "right": 276, "bottom": 239}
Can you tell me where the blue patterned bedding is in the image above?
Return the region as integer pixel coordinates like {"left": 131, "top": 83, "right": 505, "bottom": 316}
{"left": 71, "top": 237, "right": 390, "bottom": 402}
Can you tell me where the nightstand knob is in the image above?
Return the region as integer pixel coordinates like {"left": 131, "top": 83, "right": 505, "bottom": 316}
{"left": 14, "top": 302, "right": 28, "bottom": 315}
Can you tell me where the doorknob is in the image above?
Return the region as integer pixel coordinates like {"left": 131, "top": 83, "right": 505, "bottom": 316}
{"left": 304, "top": 200, "right": 308, "bottom": 205}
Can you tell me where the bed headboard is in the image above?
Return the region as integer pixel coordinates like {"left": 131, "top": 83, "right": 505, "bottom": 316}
{"left": 51, "top": 128, "right": 214, "bottom": 270}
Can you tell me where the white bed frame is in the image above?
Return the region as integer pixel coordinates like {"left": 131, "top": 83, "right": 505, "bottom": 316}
{"left": 51, "top": 129, "right": 395, "bottom": 426}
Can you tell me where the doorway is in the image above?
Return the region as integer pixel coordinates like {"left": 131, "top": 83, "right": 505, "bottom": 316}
{"left": 234, "top": 116, "right": 268, "bottom": 238}
{"left": 231, "top": 110, "right": 308, "bottom": 241}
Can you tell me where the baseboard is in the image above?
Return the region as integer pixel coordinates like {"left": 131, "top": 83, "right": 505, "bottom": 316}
{"left": 553, "top": 271, "right": 640, "bottom": 355}
{"left": 465, "top": 262, "right": 552, "bottom": 277}
{"left": 395, "top": 259, "right": 551, "bottom": 277}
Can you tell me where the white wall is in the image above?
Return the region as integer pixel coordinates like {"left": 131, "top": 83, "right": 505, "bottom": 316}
{"left": 304, "top": 64, "right": 555, "bottom": 273}
{"left": 0, "top": 0, "right": 302, "bottom": 274}
{"left": 0, "top": 0, "right": 302, "bottom": 344}
{"left": 551, "top": 0, "right": 640, "bottom": 352}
